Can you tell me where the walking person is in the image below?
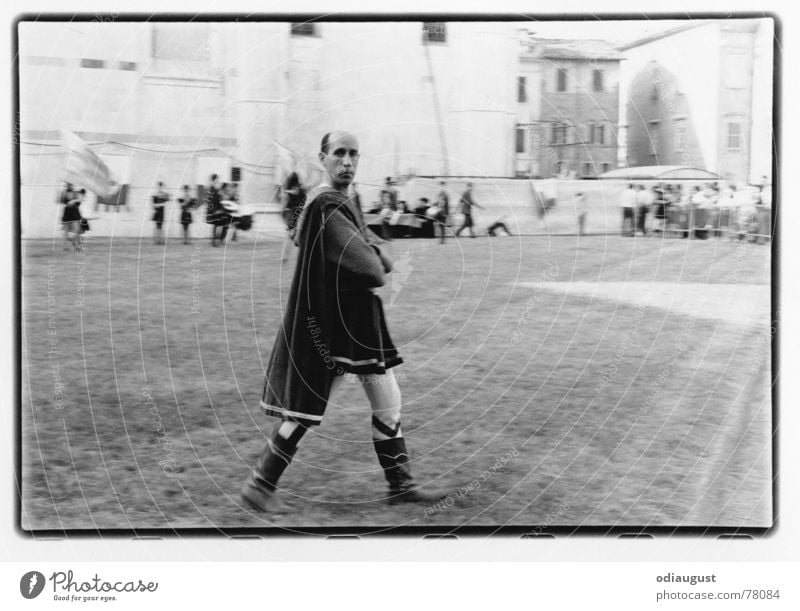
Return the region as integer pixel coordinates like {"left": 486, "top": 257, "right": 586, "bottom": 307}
{"left": 454, "top": 182, "right": 483, "bottom": 238}
{"left": 240, "top": 130, "right": 447, "bottom": 512}
{"left": 151, "top": 181, "right": 169, "bottom": 245}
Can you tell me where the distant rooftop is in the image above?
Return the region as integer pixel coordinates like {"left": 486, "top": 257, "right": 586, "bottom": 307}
{"left": 522, "top": 37, "right": 623, "bottom": 61}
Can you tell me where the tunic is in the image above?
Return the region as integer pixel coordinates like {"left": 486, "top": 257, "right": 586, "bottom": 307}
{"left": 261, "top": 188, "right": 402, "bottom": 426}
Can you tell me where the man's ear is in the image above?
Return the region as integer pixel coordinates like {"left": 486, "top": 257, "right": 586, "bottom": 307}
{"left": 319, "top": 151, "right": 325, "bottom": 164}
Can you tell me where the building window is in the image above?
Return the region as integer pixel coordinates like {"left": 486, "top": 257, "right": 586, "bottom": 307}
{"left": 582, "top": 162, "right": 594, "bottom": 177}
{"left": 648, "top": 120, "right": 660, "bottom": 156}
{"left": 556, "top": 68, "right": 567, "bottom": 92}
{"left": 587, "top": 123, "right": 594, "bottom": 144}
{"left": 592, "top": 69, "right": 604, "bottom": 92}
{"left": 596, "top": 124, "right": 605, "bottom": 146}
{"left": 290, "top": 23, "right": 317, "bottom": 36}
{"left": 727, "top": 122, "right": 742, "bottom": 149}
{"left": 517, "top": 76, "right": 527, "bottom": 103}
{"left": 674, "top": 118, "right": 686, "bottom": 152}
{"left": 80, "top": 58, "right": 105, "bottom": 69}
{"left": 117, "top": 61, "right": 137, "bottom": 71}
{"left": 422, "top": 22, "right": 447, "bottom": 44}
{"left": 601, "top": 163, "right": 611, "bottom": 174}
{"left": 551, "top": 123, "right": 567, "bottom": 145}
{"left": 515, "top": 128, "right": 526, "bottom": 154}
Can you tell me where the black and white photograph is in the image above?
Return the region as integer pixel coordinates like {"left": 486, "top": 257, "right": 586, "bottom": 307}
{"left": 17, "top": 15, "right": 775, "bottom": 534}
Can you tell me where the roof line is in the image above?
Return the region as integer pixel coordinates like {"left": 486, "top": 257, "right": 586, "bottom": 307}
{"left": 618, "top": 22, "right": 709, "bottom": 51}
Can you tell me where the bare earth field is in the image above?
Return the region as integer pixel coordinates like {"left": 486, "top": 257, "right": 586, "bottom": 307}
{"left": 20, "top": 230, "right": 773, "bottom": 533}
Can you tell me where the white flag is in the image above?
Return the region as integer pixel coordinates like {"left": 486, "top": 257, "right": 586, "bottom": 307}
{"left": 272, "top": 139, "right": 323, "bottom": 190}
{"left": 60, "top": 130, "right": 119, "bottom": 198}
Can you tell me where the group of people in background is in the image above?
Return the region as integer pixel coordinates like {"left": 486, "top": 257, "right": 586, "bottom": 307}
{"left": 148, "top": 176, "right": 248, "bottom": 247}
{"left": 619, "top": 179, "right": 771, "bottom": 241}
{"left": 57, "top": 176, "right": 251, "bottom": 248}
{"left": 364, "top": 178, "right": 511, "bottom": 243}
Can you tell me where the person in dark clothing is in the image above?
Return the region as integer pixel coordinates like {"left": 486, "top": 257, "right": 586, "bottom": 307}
{"left": 151, "top": 182, "right": 169, "bottom": 245}
{"left": 486, "top": 218, "right": 513, "bottom": 236}
{"left": 241, "top": 130, "right": 447, "bottom": 513}
{"left": 435, "top": 181, "right": 450, "bottom": 244}
{"left": 282, "top": 171, "right": 306, "bottom": 239}
{"left": 454, "top": 182, "right": 483, "bottom": 237}
{"left": 177, "top": 185, "right": 196, "bottom": 244}
{"left": 59, "top": 184, "right": 82, "bottom": 250}
{"left": 205, "top": 174, "right": 232, "bottom": 246}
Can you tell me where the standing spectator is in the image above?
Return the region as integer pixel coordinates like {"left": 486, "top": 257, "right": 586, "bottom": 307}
{"left": 227, "top": 183, "right": 242, "bottom": 242}
{"left": 635, "top": 185, "right": 654, "bottom": 236}
{"left": 651, "top": 186, "right": 667, "bottom": 234}
{"left": 282, "top": 171, "right": 306, "bottom": 239}
{"left": 59, "top": 184, "right": 81, "bottom": 250}
{"left": 454, "top": 182, "right": 483, "bottom": 238}
{"left": 378, "top": 189, "right": 395, "bottom": 241}
{"left": 380, "top": 177, "right": 398, "bottom": 211}
{"left": 689, "top": 186, "right": 709, "bottom": 239}
{"left": 574, "top": 191, "right": 588, "bottom": 236}
{"left": 435, "top": 181, "right": 450, "bottom": 244}
{"left": 620, "top": 183, "right": 636, "bottom": 237}
{"left": 205, "top": 174, "right": 228, "bottom": 247}
{"left": 177, "top": 185, "right": 196, "bottom": 245}
{"left": 151, "top": 181, "right": 170, "bottom": 245}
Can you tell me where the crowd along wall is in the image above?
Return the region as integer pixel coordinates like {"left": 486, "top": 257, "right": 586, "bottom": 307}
{"left": 24, "top": 172, "right": 730, "bottom": 240}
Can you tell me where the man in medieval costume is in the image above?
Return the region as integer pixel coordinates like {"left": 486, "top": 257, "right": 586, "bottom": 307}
{"left": 241, "top": 131, "right": 447, "bottom": 512}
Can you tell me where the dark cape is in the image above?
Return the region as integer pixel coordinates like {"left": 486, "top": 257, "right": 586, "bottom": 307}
{"left": 261, "top": 187, "right": 366, "bottom": 425}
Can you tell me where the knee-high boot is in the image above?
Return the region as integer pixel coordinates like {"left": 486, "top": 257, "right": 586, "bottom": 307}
{"left": 373, "top": 433, "right": 447, "bottom": 505}
{"left": 241, "top": 423, "right": 306, "bottom": 513}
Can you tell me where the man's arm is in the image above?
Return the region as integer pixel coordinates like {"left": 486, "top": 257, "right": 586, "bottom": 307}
{"left": 323, "top": 207, "right": 387, "bottom": 288}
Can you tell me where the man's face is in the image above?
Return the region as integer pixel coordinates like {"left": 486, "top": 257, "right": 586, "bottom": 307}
{"left": 320, "top": 133, "right": 359, "bottom": 189}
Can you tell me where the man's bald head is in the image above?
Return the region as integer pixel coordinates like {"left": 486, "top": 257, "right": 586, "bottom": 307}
{"left": 320, "top": 130, "right": 358, "bottom": 154}
{"left": 319, "top": 131, "right": 360, "bottom": 192}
